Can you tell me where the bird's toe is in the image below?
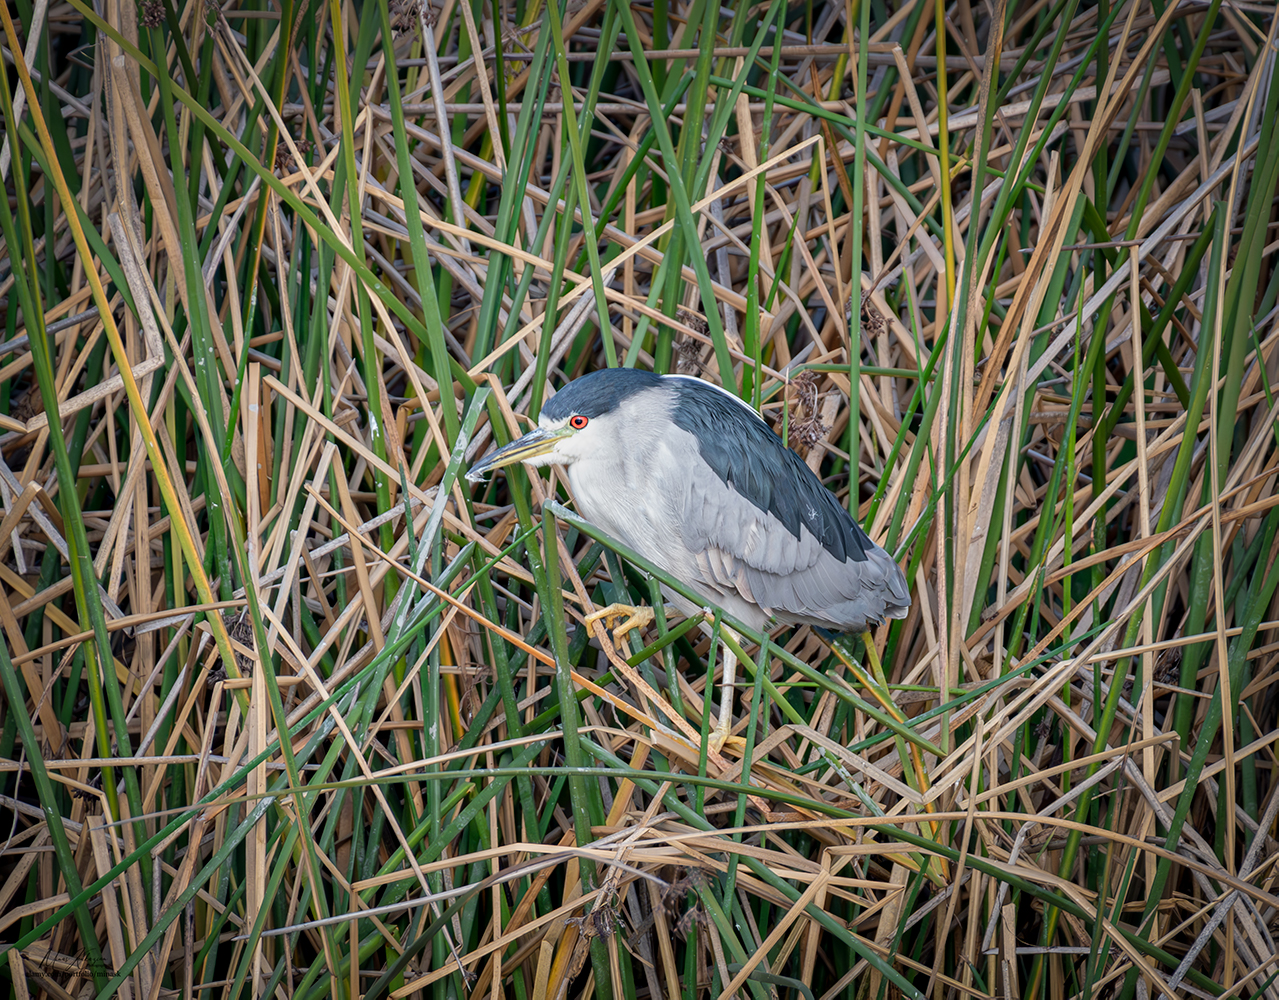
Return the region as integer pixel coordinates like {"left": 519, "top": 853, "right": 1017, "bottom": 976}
{"left": 585, "top": 602, "right": 655, "bottom": 638}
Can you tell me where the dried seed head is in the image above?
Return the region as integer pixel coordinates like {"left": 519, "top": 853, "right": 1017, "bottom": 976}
{"left": 274, "top": 138, "right": 314, "bottom": 174}
{"left": 674, "top": 338, "right": 705, "bottom": 375}
{"left": 862, "top": 301, "right": 887, "bottom": 339}
{"left": 223, "top": 609, "right": 256, "bottom": 675}
{"left": 787, "top": 371, "right": 828, "bottom": 451}
{"left": 677, "top": 307, "right": 709, "bottom": 338}
{"left": 391, "top": 0, "right": 425, "bottom": 34}
{"left": 1155, "top": 644, "right": 1183, "bottom": 685}
{"left": 139, "top": 0, "right": 165, "bottom": 28}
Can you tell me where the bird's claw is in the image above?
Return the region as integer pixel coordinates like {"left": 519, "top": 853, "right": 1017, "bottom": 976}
{"left": 585, "top": 603, "right": 655, "bottom": 639}
{"left": 707, "top": 726, "right": 743, "bottom": 756}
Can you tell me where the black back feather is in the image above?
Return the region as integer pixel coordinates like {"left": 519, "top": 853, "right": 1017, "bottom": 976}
{"left": 669, "top": 378, "right": 871, "bottom": 564}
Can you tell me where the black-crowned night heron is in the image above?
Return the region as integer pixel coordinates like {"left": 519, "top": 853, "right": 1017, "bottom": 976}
{"left": 469, "top": 368, "right": 911, "bottom": 749}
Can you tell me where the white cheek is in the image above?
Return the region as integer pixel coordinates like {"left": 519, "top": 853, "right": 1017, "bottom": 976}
{"left": 550, "top": 429, "right": 592, "bottom": 464}
{"left": 551, "top": 441, "right": 583, "bottom": 464}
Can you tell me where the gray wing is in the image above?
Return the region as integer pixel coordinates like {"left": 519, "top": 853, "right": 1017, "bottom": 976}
{"left": 675, "top": 456, "right": 910, "bottom": 633}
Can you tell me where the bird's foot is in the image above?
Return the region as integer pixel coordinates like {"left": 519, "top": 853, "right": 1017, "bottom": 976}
{"left": 585, "top": 603, "right": 654, "bottom": 639}
{"left": 707, "top": 721, "right": 742, "bottom": 756}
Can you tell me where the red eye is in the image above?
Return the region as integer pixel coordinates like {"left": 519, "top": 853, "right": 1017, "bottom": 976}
{"left": 569, "top": 415, "right": 589, "bottom": 430}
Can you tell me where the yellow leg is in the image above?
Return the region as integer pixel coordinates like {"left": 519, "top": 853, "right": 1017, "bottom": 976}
{"left": 584, "top": 602, "right": 654, "bottom": 640}
{"left": 708, "top": 626, "right": 741, "bottom": 754}
{"left": 862, "top": 630, "right": 884, "bottom": 683}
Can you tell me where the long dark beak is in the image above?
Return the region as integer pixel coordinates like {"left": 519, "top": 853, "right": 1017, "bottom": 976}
{"left": 467, "top": 427, "right": 567, "bottom": 483}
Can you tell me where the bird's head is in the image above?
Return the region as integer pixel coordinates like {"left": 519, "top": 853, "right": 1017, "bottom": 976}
{"left": 466, "top": 368, "right": 663, "bottom": 483}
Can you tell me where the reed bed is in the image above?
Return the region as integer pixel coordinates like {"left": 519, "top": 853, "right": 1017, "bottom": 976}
{"left": 1, "top": 0, "right": 1277, "bottom": 998}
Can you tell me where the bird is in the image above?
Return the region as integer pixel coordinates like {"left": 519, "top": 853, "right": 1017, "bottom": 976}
{"left": 467, "top": 367, "right": 911, "bottom": 750}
